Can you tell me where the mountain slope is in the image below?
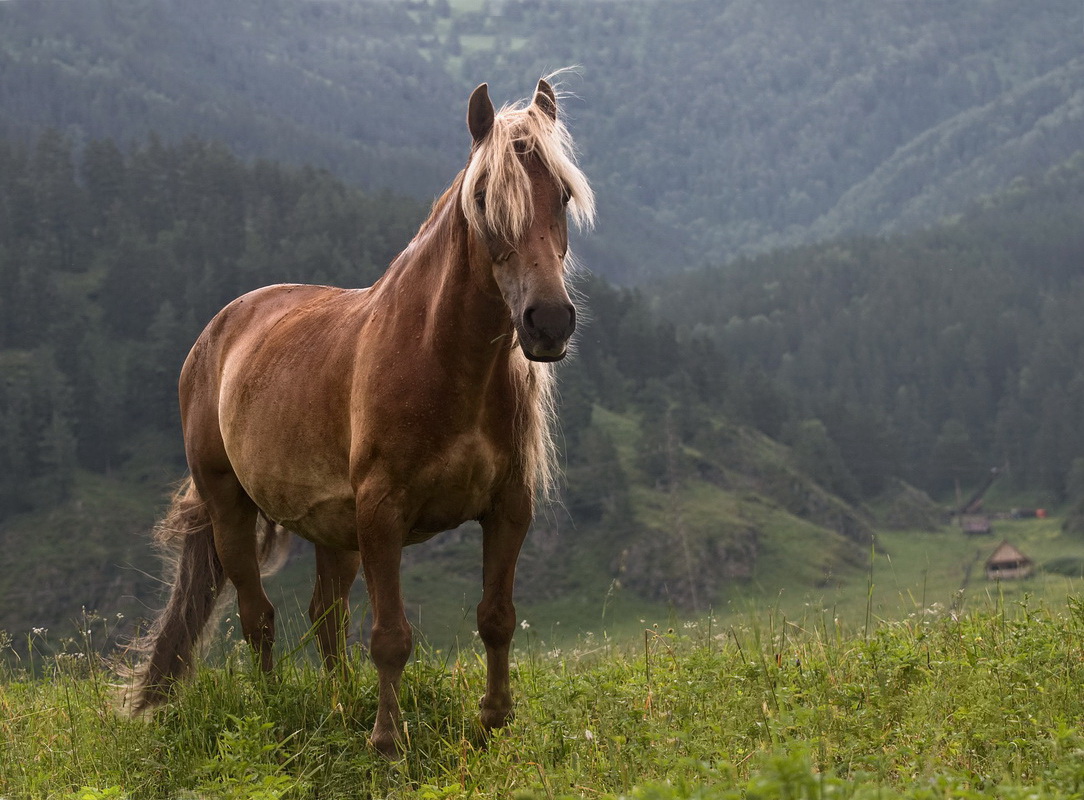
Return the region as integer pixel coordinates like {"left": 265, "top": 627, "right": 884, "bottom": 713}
{"left": 650, "top": 150, "right": 1084, "bottom": 502}
{"left": 2, "top": 0, "right": 1083, "bottom": 278}
{"left": 809, "top": 56, "right": 1084, "bottom": 241}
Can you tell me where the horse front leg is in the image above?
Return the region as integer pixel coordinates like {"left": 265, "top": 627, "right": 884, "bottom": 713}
{"left": 356, "top": 501, "right": 412, "bottom": 757}
{"left": 477, "top": 492, "right": 531, "bottom": 730}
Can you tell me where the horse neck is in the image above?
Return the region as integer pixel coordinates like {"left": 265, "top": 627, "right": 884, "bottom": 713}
{"left": 374, "top": 191, "right": 515, "bottom": 380}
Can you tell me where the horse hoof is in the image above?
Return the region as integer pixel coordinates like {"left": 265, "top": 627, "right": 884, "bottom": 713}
{"left": 479, "top": 706, "right": 514, "bottom": 730}
{"left": 370, "top": 731, "right": 404, "bottom": 759}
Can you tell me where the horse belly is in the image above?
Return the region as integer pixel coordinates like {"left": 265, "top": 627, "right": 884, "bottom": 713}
{"left": 278, "top": 493, "right": 358, "bottom": 549}
{"left": 221, "top": 412, "right": 357, "bottom": 549}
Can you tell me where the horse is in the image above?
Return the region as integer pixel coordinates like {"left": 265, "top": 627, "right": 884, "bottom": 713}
{"left": 123, "top": 77, "right": 595, "bottom": 756}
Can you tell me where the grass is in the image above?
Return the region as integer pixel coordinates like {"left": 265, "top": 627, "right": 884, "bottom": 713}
{"left": 4, "top": 593, "right": 1084, "bottom": 798}
{"left": 6, "top": 432, "right": 1084, "bottom": 796}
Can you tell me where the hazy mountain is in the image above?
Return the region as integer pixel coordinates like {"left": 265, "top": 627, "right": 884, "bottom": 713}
{"left": 2, "top": 0, "right": 1082, "bottom": 279}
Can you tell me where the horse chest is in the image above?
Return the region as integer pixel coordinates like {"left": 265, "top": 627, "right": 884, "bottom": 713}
{"left": 403, "top": 432, "right": 511, "bottom": 536}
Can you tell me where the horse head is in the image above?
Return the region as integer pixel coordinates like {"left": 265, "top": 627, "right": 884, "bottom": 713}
{"left": 462, "top": 79, "right": 595, "bottom": 362}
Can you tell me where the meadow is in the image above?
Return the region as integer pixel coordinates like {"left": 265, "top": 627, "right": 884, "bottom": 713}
{"left": 4, "top": 579, "right": 1084, "bottom": 799}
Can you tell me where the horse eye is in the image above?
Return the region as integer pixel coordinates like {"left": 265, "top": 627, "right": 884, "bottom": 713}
{"left": 561, "top": 187, "right": 572, "bottom": 206}
{"left": 475, "top": 191, "right": 486, "bottom": 211}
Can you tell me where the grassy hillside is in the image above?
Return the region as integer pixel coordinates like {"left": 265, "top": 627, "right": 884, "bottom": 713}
{"left": 4, "top": 599, "right": 1084, "bottom": 798}
{"left": 0, "top": 472, "right": 165, "bottom": 640}
{"left": 5, "top": 403, "right": 1081, "bottom": 664}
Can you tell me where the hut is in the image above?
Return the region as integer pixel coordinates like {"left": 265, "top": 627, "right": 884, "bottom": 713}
{"left": 984, "top": 541, "right": 1034, "bottom": 581}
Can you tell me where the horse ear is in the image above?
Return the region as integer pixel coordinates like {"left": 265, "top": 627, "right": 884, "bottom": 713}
{"left": 468, "top": 83, "right": 495, "bottom": 144}
{"left": 534, "top": 79, "right": 558, "bottom": 121}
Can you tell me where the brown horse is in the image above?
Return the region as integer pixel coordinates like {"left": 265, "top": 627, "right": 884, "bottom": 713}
{"left": 124, "top": 78, "right": 595, "bottom": 755}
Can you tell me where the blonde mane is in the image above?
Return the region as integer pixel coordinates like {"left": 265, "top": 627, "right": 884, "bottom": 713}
{"left": 461, "top": 84, "right": 595, "bottom": 241}
{"left": 453, "top": 78, "right": 595, "bottom": 506}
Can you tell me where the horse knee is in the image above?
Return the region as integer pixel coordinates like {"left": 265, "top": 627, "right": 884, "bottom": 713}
{"left": 477, "top": 598, "right": 516, "bottom": 649}
{"left": 370, "top": 621, "right": 412, "bottom": 672}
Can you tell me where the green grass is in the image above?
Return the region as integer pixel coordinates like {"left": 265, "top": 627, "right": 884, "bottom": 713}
{"left": 5, "top": 595, "right": 1084, "bottom": 798}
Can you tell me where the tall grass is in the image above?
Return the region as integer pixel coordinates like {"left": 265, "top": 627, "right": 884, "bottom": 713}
{"left": 4, "top": 596, "right": 1084, "bottom": 798}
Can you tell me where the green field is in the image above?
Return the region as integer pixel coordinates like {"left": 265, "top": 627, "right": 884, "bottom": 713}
{"left": 4, "top": 592, "right": 1084, "bottom": 798}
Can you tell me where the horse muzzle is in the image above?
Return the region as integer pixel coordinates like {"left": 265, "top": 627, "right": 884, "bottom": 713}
{"left": 519, "top": 300, "right": 576, "bottom": 362}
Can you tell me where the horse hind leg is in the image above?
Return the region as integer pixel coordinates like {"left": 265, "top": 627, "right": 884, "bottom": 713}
{"left": 123, "top": 477, "right": 227, "bottom": 712}
{"left": 309, "top": 544, "right": 361, "bottom": 671}
{"left": 200, "top": 470, "right": 278, "bottom": 673}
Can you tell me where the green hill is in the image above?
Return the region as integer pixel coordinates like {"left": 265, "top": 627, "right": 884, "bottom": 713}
{"left": 3, "top": 133, "right": 1084, "bottom": 658}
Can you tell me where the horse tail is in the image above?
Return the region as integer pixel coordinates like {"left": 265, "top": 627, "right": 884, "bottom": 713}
{"left": 120, "top": 476, "right": 290, "bottom": 713}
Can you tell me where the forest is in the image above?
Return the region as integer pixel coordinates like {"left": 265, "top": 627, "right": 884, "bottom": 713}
{"left": 2, "top": 0, "right": 1084, "bottom": 639}
{"left": 652, "top": 154, "right": 1084, "bottom": 505}
{"left": 3, "top": 128, "right": 1083, "bottom": 559}
{"left": 1, "top": 0, "right": 1082, "bottom": 280}
{"left": 0, "top": 133, "right": 419, "bottom": 517}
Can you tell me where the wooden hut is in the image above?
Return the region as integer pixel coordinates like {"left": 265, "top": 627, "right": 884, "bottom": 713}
{"left": 984, "top": 541, "right": 1034, "bottom": 581}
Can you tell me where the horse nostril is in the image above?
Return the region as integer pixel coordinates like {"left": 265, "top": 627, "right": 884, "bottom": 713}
{"left": 523, "top": 302, "right": 576, "bottom": 340}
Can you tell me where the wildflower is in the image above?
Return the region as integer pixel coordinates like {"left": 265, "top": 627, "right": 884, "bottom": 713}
{"left": 31, "top": 627, "right": 47, "bottom": 636}
{"left": 520, "top": 619, "right": 530, "bottom": 630}
{"left": 584, "top": 728, "right": 594, "bottom": 741}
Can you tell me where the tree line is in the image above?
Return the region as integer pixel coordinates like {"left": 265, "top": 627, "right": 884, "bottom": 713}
{"left": 652, "top": 152, "right": 1084, "bottom": 506}
{"left": 5, "top": 124, "right": 1083, "bottom": 528}
{"left": 0, "top": 132, "right": 419, "bottom": 517}
{"left": 0, "top": 131, "right": 740, "bottom": 524}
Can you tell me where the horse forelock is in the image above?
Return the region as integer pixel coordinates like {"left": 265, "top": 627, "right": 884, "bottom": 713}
{"left": 460, "top": 92, "right": 595, "bottom": 243}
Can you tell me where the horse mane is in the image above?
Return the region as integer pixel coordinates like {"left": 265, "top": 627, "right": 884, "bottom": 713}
{"left": 512, "top": 347, "right": 559, "bottom": 505}
{"left": 413, "top": 175, "right": 563, "bottom": 506}
{"left": 403, "top": 80, "right": 593, "bottom": 507}
{"left": 460, "top": 79, "right": 595, "bottom": 241}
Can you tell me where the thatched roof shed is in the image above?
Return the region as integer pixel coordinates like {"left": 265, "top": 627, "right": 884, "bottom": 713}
{"left": 985, "top": 541, "right": 1034, "bottom": 581}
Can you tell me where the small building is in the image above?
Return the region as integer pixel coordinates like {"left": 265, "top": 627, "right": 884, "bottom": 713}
{"left": 985, "top": 541, "right": 1034, "bottom": 581}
